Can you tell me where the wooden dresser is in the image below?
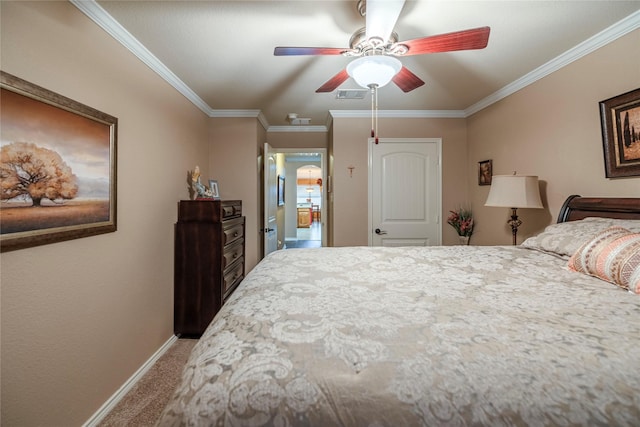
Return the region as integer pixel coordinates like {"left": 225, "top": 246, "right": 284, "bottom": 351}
{"left": 174, "top": 200, "right": 245, "bottom": 337}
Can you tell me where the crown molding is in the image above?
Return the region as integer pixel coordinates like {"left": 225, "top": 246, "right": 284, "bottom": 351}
{"left": 70, "top": 0, "right": 214, "bottom": 117}
{"left": 465, "top": 9, "right": 640, "bottom": 116}
{"left": 329, "top": 110, "right": 466, "bottom": 119}
{"left": 209, "top": 110, "right": 271, "bottom": 130}
{"left": 210, "top": 109, "right": 261, "bottom": 118}
{"left": 325, "top": 113, "right": 334, "bottom": 129}
{"left": 268, "top": 126, "right": 328, "bottom": 133}
{"left": 73, "top": 1, "right": 639, "bottom": 124}
{"left": 257, "top": 112, "right": 270, "bottom": 131}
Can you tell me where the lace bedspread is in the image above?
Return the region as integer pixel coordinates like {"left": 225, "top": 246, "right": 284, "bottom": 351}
{"left": 158, "top": 245, "right": 640, "bottom": 426}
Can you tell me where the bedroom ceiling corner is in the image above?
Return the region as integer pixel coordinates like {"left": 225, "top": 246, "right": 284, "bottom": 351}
{"left": 90, "top": 0, "right": 640, "bottom": 128}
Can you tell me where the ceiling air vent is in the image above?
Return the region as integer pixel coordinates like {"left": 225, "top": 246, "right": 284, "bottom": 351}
{"left": 336, "top": 89, "right": 368, "bottom": 100}
{"left": 286, "top": 113, "right": 311, "bottom": 125}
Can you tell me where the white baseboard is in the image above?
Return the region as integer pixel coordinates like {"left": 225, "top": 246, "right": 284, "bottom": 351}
{"left": 82, "top": 334, "right": 179, "bottom": 427}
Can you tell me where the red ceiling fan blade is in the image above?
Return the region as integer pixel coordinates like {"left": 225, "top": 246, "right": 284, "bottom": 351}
{"left": 316, "top": 69, "right": 350, "bottom": 93}
{"left": 399, "top": 26, "right": 490, "bottom": 56}
{"left": 274, "top": 47, "right": 349, "bottom": 56}
{"left": 392, "top": 67, "right": 425, "bottom": 93}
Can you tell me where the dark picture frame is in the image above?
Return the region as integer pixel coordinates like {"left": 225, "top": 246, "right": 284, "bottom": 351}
{"left": 599, "top": 88, "right": 640, "bottom": 178}
{"left": 478, "top": 159, "right": 492, "bottom": 186}
{"left": 0, "top": 71, "right": 118, "bottom": 252}
{"left": 208, "top": 180, "right": 220, "bottom": 200}
{"left": 277, "top": 175, "right": 285, "bottom": 206}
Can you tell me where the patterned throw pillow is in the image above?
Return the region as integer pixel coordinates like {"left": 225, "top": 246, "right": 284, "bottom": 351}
{"left": 567, "top": 226, "right": 640, "bottom": 294}
{"left": 522, "top": 217, "right": 640, "bottom": 259}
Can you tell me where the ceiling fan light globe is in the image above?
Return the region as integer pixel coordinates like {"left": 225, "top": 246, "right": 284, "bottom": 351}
{"left": 346, "top": 56, "right": 402, "bottom": 89}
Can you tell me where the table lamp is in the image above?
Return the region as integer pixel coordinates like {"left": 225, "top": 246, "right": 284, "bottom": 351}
{"left": 485, "top": 174, "right": 543, "bottom": 245}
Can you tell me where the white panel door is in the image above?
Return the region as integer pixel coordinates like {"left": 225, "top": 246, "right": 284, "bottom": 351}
{"left": 263, "top": 143, "right": 278, "bottom": 256}
{"left": 369, "top": 138, "right": 441, "bottom": 246}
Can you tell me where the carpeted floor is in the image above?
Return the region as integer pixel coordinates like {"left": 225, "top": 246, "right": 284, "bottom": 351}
{"left": 98, "top": 338, "right": 197, "bottom": 426}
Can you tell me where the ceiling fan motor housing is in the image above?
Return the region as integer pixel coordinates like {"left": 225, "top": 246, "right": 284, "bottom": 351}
{"left": 348, "top": 27, "right": 405, "bottom": 57}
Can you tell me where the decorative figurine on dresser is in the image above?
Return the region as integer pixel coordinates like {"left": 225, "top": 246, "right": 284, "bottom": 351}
{"left": 174, "top": 198, "right": 245, "bottom": 337}
{"left": 189, "top": 166, "right": 213, "bottom": 199}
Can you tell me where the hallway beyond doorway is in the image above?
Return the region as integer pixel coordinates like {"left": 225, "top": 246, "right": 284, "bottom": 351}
{"left": 285, "top": 221, "right": 321, "bottom": 249}
{"left": 277, "top": 149, "right": 327, "bottom": 249}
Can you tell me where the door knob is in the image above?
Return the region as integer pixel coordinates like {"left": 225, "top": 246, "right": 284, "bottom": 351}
{"left": 375, "top": 228, "right": 387, "bottom": 235}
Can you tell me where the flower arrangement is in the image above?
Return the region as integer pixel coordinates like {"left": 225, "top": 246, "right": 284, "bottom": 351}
{"left": 447, "top": 208, "right": 474, "bottom": 237}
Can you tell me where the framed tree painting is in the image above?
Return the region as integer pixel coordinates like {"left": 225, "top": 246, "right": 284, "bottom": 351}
{"left": 599, "top": 88, "right": 640, "bottom": 178}
{"left": 0, "top": 71, "right": 118, "bottom": 252}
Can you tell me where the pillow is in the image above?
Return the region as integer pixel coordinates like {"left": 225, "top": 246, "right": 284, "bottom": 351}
{"left": 567, "top": 226, "right": 640, "bottom": 294}
{"left": 522, "top": 217, "right": 640, "bottom": 258}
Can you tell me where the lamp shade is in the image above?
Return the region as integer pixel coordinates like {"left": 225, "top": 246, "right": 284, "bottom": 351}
{"left": 484, "top": 175, "right": 543, "bottom": 209}
{"left": 347, "top": 56, "right": 402, "bottom": 89}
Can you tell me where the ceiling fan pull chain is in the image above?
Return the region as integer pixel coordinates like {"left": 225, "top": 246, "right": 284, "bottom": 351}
{"left": 371, "top": 85, "right": 375, "bottom": 139}
{"left": 374, "top": 85, "right": 379, "bottom": 144}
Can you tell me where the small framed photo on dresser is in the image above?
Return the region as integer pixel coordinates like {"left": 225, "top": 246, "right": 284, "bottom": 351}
{"left": 209, "top": 180, "right": 220, "bottom": 200}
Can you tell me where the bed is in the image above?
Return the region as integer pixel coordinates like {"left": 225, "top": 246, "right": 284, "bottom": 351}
{"left": 158, "top": 195, "right": 640, "bottom": 426}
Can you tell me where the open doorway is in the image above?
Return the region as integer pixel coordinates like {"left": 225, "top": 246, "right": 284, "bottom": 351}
{"left": 276, "top": 149, "right": 326, "bottom": 249}
{"left": 286, "top": 164, "right": 322, "bottom": 248}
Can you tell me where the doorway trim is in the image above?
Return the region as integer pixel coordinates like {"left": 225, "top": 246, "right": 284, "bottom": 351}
{"left": 271, "top": 147, "right": 328, "bottom": 247}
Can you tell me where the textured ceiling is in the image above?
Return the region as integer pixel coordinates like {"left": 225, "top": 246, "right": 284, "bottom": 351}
{"left": 89, "top": 1, "right": 640, "bottom": 129}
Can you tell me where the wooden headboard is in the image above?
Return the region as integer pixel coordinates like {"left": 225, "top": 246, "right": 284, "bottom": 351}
{"left": 557, "top": 195, "right": 640, "bottom": 223}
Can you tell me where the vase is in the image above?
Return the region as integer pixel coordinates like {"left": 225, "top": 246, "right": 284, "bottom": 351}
{"left": 458, "top": 236, "right": 470, "bottom": 245}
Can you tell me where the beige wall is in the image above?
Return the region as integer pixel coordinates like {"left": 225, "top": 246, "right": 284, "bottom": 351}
{"left": 331, "top": 117, "right": 468, "bottom": 246}
{"left": 266, "top": 130, "right": 328, "bottom": 149}
{"left": 208, "top": 124, "right": 328, "bottom": 268}
{"left": 209, "top": 117, "right": 262, "bottom": 271}
{"left": 468, "top": 29, "right": 640, "bottom": 245}
{"left": 2, "top": 2, "right": 639, "bottom": 426}
{"left": 1, "top": 2, "right": 210, "bottom": 425}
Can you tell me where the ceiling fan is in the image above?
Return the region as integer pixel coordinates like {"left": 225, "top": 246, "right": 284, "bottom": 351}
{"left": 274, "top": 0, "right": 490, "bottom": 93}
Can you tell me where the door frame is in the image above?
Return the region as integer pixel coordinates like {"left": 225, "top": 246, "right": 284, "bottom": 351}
{"left": 367, "top": 137, "right": 442, "bottom": 246}
{"left": 263, "top": 143, "right": 278, "bottom": 257}
{"left": 267, "top": 147, "right": 328, "bottom": 248}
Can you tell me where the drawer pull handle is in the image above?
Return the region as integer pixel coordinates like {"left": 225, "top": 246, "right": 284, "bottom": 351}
{"left": 233, "top": 232, "right": 239, "bottom": 237}
{"left": 233, "top": 253, "right": 238, "bottom": 258}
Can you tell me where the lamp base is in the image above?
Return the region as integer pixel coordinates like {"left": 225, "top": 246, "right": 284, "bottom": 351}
{"left": 507, "top": 207, "right": 522, "bottom": 245}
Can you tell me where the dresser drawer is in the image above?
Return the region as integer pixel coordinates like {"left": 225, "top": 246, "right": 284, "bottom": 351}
{"left": 178, "top": 199, "right": 241, "bottom": 222}
{"left": 223, "top": 219, "right": 244, "bottom": 246}
{"left": 223, "top": 258, "right": 244, "bottom": 298}
{"left": 222, "top": 239, "right": 244, "bottom": 271}
{"left": 222, "top": 200, "right": 242, "bottom": 219}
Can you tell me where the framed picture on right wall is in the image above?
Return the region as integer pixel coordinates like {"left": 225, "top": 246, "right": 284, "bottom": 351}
{"left": 478, "top": 159, "right": 492, "bottom": 185}
{"left": 599, "top": 88, "right": 640, "bottom": 178}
